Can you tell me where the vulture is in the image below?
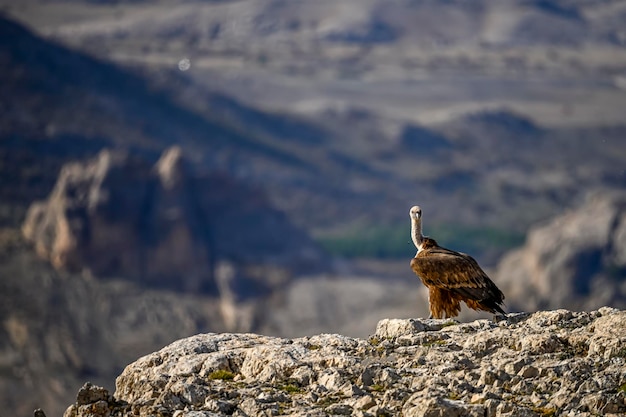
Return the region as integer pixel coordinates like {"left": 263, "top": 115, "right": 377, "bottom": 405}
{"left": 409, "top": 205, "right": 506, "bottom": 319}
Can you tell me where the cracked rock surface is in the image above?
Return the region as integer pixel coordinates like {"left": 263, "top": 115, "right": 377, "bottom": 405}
{"left": 64, "top": 308, "right": 626, "bottom": 417}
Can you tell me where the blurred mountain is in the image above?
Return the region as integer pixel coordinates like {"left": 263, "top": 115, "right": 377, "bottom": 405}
{"left": 496, "top": 191, "right": 626, "bottom": 313}
{"left": 21, "top": 0, "right": 626, "bottom": 52}
{"left": 3, "top": 3, "right": 626, "bottom": 247}
{"left": 12, "top": 0, "right": 625, "bottom": 142}
{"left": 22, "top": 146, "right": 325, "bottom": 290}
{"left": 0, "top": 11, "right": 337, "bottom": 219}
{"left": 0, "top": 12, "right": 402, "bottom": 237}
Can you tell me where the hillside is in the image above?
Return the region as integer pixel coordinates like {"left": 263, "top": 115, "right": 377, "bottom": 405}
{"left": 6, "top": 0, "right": 626, "bottom": 130}
{"left": 0, "top": 12, "right": 347, "bottom": 224}
{"left": 3, "top": 1, "right": 626, "bottom": 248}
{"left": 63, "top": 309, "right": 626, "bottom": 417}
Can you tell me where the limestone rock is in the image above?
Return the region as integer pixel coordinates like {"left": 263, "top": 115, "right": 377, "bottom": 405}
{"left": 495, "top": 191, "right": 626, "bottom": 312}
{"left": 375, "top": 317, "right": 458, "bottom": 339}
{"left": 65, "top": 309, "right": 626, "bottom": 417}
{"left": 64, "top": 382, "right": 119, "bottom": 417}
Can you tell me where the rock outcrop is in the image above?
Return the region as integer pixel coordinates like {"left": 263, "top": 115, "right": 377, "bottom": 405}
{"left": 64, "top": 308, "right": 626, "bottom": 417}
{"left": 495, "top": 191, "right": 626, "bottom": 313}
{"left": 22, "top": 147, "right": 213, "bottom": 292}
{"left": 22, "top": 147, "right": 326, "bottom": 294}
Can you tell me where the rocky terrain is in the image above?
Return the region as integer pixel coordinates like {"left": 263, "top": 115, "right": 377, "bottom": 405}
{"left": 63, "top": 308, "right": 626, "bottom": 417}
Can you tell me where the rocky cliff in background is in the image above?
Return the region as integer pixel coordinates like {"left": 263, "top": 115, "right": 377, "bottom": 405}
{"left": 496, "top": 191, "right": 626, "bottom": 313}
{"left": 2, "top": 146, "right": 329, "bottom": 417}
{"left": 63, "top": 309, "right": 626, "bottom": 417}
{"left": 22, "top": 146, "right": 326, "bottom": 296}
{"left": 2, "top": 12, "right": 626, "bottom": 258}
{"left": 23, "top": 147, "right": 212, "bottom": 292}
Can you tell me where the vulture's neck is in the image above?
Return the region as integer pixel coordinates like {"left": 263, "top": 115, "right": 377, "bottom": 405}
{"left": 411, "top": 217, "right": 424, "bottom": 253}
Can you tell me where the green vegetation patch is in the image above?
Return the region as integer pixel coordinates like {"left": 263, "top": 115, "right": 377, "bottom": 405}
{"left": 280, "top": 384, "right": 302, "bottom": 394}
{"left": 369, "top": 336, "right": 381, "bottom": 346}
{"left": 316, "top": 224, "right": 411, "bottom": 258}
{"left": 447, "top": 391, "right": 461, "bottom": 400}
{"left": 315, "top": 393, "right": 346, "bottom": 407}
{"left": 315, "top": 222, "right": 524, "bottom": 259}
{"left": 424, "top": 339, "right": 447, "bottom": 347}
{"left": 369, "top": 384, "right": 385, "bottom": 392}
{"left": 208, "top": 370, "right": 235, "bottom": 380}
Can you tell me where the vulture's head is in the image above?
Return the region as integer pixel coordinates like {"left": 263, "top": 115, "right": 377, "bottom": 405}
{"left": 409, "top": 205, "right": 422, "bottom": 221}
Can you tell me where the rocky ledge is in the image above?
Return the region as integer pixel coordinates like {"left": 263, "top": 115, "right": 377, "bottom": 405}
{"left": 64, "top": 309, "right": 626, "bottom": 417}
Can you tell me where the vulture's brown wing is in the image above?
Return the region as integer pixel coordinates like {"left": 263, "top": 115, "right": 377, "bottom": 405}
{"left": 410, "top": 246, "right": 505, "bottom": 305}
